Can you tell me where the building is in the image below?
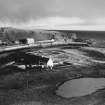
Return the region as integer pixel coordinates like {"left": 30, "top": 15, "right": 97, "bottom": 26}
{"left": 19, "top": 39, "right": 27, "bottom": 44}
{"left": 27, "top": 38, "right": 35, "bottom": 44}
{"left": 15, "top": 38, "right": 35, "bottom": 45}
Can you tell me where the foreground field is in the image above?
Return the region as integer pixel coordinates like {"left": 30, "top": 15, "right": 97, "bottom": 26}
{"left": 0, "top": 47, "right": 105, "bottom": 105}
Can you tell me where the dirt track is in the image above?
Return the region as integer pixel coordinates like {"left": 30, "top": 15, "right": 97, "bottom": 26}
{"left": 0, "top": 47, "right": 105, "bottom": 105}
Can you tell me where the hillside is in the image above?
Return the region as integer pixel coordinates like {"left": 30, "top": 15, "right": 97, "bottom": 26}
{"left": 1, "top": 27, "right": 105, "bottom": 47}
{"left": 56, "top": 30, "right": 105, "bottom": 41}
{"left": 0, "top": 27, "right": 66, "bottom": 44}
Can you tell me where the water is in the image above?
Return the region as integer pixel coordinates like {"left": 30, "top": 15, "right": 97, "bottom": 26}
{"left": 56, "top": 78, "right": 105, "bottom": 98}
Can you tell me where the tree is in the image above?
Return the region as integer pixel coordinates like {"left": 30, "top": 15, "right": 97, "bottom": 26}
{"left": 71, "top": 33, "right": 77, "bottom": 40}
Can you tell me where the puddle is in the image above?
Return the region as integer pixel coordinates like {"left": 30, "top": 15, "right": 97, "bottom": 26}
{"left": 56, "top": 78, "right": 105, "bottom": 98}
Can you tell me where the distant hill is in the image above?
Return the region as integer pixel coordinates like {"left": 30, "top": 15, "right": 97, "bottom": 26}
{"left": 0, "top": 27, "right": 66, "bottom": 44}
{"left": 0, "top": 27, "right": 105, "bottom": 46}
{"left": 56, "top": 30, "right": 105, "bottom": 41}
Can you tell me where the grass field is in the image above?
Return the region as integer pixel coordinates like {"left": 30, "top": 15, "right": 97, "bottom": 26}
{"left": 0, "top": 47, "right": 105, "bottom": 105}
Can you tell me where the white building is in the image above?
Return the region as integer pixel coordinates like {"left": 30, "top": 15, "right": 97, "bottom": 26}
{"left": 27, "top": 38, "right": 35, "bottom": 44}
{"left": 14, "top": 40, "right": 19, "bottom": 44}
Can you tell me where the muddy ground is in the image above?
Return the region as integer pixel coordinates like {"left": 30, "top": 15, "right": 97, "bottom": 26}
{"left": 0, "top": 47, "right": 105, "bottom": 105}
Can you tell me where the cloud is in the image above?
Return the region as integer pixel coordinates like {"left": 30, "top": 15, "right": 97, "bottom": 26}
{"left": 93, "top": 18, "right": 105, "bottom": 25}
{"left": 22, "top": 17, "right": 105, "bottom": 30}
{"left": 0, "top": 0, "right": 105, "bottom": 22}
{"left": 1, "top": 16, "right": 105, "bottom": 31}
{"left": 0, "top": 16, "right": 85, "bottom": 28}
{"left": 25, "top": 17, "right": 85, "bottom": 27}
{"left": 56, "top": 25, "right": 105, "bottom": 31}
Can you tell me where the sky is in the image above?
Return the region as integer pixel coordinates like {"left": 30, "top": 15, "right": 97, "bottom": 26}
{"left": 0, "top": 0, "right": 105, "bottom": 30}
